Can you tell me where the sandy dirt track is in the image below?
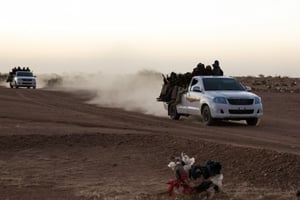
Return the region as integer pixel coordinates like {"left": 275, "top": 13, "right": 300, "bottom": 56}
{"left": 0, "top": 86, "right": 300, "bottom": 199}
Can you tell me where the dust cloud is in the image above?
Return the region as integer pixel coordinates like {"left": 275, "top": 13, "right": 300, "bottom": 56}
{"left": 41, "top": 70, "right": 167, "bottom": 117}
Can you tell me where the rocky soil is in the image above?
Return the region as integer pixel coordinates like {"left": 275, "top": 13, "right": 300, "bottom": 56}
{"left": 0, "top": 75, "right": 299, "bottom": 199}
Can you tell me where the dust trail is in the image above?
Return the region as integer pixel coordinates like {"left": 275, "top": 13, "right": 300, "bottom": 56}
{"left": 41, "top": 70, "right": 167, "bottom": 116}
{"left": 0, "top": 74, "right": 8, "bottom": 87}
{"left": 35, "top": 73, "right": 63, "bottom": 88}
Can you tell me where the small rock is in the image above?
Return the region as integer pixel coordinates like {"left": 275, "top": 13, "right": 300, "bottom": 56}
{"left": 264, "top": 173, "right": 268, "bottom": 177}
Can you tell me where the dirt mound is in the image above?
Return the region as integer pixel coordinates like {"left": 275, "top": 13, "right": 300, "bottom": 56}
{"left": 0, "top": 133, "right": 299, "bottom": 199}
{"left": 237, "top": 76, "right": 300, "bottom": 93}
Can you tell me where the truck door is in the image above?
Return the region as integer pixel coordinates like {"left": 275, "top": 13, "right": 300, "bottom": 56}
{"left": 185, "top": 79, "right": 202, "bottom": 115}
{"left": 177, "top": 90, "right": 189, "bottom": 114}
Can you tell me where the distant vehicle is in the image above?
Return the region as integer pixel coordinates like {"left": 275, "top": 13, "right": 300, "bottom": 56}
{"left": 163, "top": 76, "right": 263, "bottom": 126}
{"left": 7, "top": 71, "right": 36, "bottom": 89}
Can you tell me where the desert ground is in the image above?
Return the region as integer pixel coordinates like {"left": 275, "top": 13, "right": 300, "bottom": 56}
{"left": 0, "top": 76, "right": 300, "bottom": 199}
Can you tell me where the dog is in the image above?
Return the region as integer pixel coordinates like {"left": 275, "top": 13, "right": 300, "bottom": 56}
{"left": 167, "top": 153, "right": 195, "bottom": 195}
{"left": 189, "top": 160, "right": 223, "bottom": 199}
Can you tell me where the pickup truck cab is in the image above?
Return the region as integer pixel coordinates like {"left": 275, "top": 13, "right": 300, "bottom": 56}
{"left": 8, "top": 71, "right": 37, "bottom": 89}
{"left": 164, "top": 76, "right": 263, "bottom": 126}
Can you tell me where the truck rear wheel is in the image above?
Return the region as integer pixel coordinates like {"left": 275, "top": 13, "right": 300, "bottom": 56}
{"left": 169, "top": 104, "right": 180, "bottom": 120}
{"left": 202, "top": 105, "right": 214, "bottom": 125}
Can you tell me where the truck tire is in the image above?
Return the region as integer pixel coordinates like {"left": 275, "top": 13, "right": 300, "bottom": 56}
{"left": 202, "top": 105, "right": 214, "bottom": 125}
{"left": 246, "top": 118, "right": 258, "bottom": 126}
{"left": 15, "top": 82, "right": 19, "bottom": 89}
{"left": 169, "top": 104, "right": 180, "bottom": 120}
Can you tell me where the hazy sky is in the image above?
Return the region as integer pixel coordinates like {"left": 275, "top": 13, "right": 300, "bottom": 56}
{"left": 1, "top": 0, "right": 300, "bottom": 77}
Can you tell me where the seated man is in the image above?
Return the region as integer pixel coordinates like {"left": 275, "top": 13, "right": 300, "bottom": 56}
{"left": 212, "top": 60, "right": 224, "bottom": 76}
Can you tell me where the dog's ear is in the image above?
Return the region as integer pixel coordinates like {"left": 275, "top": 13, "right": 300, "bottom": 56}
{"left": 190, "top": 165, "right": 204, "bottom": 179}
{"left": 168, "top": 162, "right": 176, "bottom": 170}
{"left": 213, "top": 162, "right": 222, "bottom": 174}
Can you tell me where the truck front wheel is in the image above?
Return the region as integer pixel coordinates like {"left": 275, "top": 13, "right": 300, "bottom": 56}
{"left": 169, "top": 104, "right": 180, "bottom": 120}
{"left": 246, "top": 118, "right": 258, "bottom": 126}
{"left": 202, "top": 105, "right": 214, "bottom": 125}
{"left": 14, "top": 81, "right": 19, "bottom": 89}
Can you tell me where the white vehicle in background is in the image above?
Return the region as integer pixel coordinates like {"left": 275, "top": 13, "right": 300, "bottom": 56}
{"left": 164, "top": 76, "right": 263, "bottom": 126}
{"left": 7, "top": 71, "right": 37, "bottom": 89}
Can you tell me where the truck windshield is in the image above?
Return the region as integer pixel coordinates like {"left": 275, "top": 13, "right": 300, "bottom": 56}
{"left": 16, "top": 72, "right": 33, "bottom": 77}
{"left": 203, "top": 78, "right": 245, "bottom": 91}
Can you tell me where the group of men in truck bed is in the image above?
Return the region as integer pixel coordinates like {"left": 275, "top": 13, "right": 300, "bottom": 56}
{"left": 157, "top": 60, "right": 223, "bottom": 104}
{"left": 6, "top": 66, "right": 32, "bottom": 82}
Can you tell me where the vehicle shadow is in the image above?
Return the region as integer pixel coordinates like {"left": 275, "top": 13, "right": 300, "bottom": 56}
{"left": 213, "top": 120, "right": 248, "bottom": 127}
{"left": 184, "top": 116, "right": 250, "bottom": 127}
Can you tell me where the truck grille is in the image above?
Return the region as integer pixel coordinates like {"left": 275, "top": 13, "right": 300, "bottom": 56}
{"left": 227, "top": 99, "right": 253, "bottom": 105}
{"left": 229, "top": 109, "right": 254, "bottom": 114}
{"left": 22, "top": 79, "right": 33, "bottom": 81}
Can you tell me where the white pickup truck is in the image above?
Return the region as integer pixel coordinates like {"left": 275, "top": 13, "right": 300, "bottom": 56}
{"left": 7, "top": 71, "right": 37, "bottom": 89}
{"left": 164, "top": 76, "right": 263, "bottom": 126}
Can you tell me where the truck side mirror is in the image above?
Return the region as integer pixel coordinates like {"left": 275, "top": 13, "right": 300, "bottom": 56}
{"left": 192, "top": 86, "right": 202, "bottom": 92}
{"left": 244, "top": 86, "right": 251, "bottom": 91}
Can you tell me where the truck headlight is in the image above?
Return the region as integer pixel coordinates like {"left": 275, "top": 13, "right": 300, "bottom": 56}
{"left": 213, "top": 97, "right": 227, "bottom": 104}
{"left": 254, "top": 97, "right": 261, "bottom": 104}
